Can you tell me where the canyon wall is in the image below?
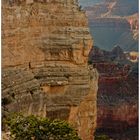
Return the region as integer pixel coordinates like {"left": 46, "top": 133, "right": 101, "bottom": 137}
{"left": 97, "top": 72, "right": 138, "bottom": 129}
{"left": 2, "top": 0, "right": 98, "bottom": 140}
{"left": 88, "top": 17, "right": 138, "bottom": 51}
{"left": 89, "top": 46, "right": 138, "bottom": 139}
{"left": 81, "top": 0, "right": 138, "bottom": 51}
{"left": 97, "top": 71, "right": 138, "bottom": 139}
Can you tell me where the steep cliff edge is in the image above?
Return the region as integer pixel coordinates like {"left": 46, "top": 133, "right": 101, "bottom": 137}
{"left": 2, "top": 0, "right": 98, "bottom": 140}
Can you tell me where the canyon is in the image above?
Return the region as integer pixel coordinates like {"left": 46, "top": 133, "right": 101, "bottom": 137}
{"left": 2, "top": 0, "right": 98, "bottom": 140}
{"left": 79, "top": 0, "right": 138, "bottom": 139}
{"left": 89, "top": 46, "right": 138, "bottom": 139}
{"left": 2, "top": 0, "right": 139, "bottom": 140}
{"left": 97, "top": 64, "right": 138, "bottom": 140}
{"left": 79, "top": 0, "right": 138, "bottom": 51}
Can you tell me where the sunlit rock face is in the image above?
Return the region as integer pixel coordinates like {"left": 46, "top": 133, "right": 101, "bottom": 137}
{"left": 2, "top": 0, "right": 98, "bottom": 139}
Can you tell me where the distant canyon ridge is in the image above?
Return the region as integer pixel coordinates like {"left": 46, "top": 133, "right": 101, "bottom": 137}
{"left": 79, "top": 0, "right": 138, "bottom": 51}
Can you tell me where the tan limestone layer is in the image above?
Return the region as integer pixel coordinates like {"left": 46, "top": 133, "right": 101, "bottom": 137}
{"left": 2, "top": 1, "right": 98, "bottom": 140}
{"left": 69, "top": 68, "right": 98, "bottom": 140}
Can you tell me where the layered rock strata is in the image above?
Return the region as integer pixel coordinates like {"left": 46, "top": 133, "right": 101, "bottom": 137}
{"left": 97, "top": 71, "right": 138, "bottom": 140}
{"left": 89, "top": 46, "right": 138, "bottom": 139}
{"left": 2, "top": 0, "right": 98, "bottom": 140}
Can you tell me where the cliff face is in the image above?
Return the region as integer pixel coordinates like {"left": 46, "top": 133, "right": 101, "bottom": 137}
{"left": 89, "top": 46, "right": 138, "bottom": 139}
{"left": 2, "top": 0, "right": 98, "bottom": 140}
{"left": 97, "top": 71, "right": 138, "bottom": 139}
{"left": 89, "top": 45, "right": 126, "bottom": 63}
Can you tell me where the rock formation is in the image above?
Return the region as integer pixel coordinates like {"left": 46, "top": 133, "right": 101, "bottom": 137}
{"left": 83, "top": 0, "right": 138, "bottom": 18}
{"left": 89, "top": 46, "right": 138, "bottom": 139}
{"left": 89, "top": 45, "right": 126, "bottom": 63}
{"left": 97, "top": 69, "right": 138, "bottom": 140}
{"left": 79, "top": 0, "right": 138, "bottom": 51}
{"left": 2, "top": 0, "right": 98, "bottom": 140}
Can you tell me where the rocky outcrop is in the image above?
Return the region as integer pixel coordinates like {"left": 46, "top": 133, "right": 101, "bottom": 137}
{"left": 2, "top": 0, "right": 98, "bottom": 140}
{"left": 126, "top": 13, "right": 139, "bottom": 40}
{"left": 89, "top": 46, "right": 126, "bottom": 63}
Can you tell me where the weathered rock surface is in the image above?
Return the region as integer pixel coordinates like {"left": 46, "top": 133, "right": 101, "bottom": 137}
{"left": 2, "top": 0, "right": 98, "bottom": 140}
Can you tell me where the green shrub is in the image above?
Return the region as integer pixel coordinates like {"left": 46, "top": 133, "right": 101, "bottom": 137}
{"left": 6, "top": 113, "right": 81, "bottom": 140}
